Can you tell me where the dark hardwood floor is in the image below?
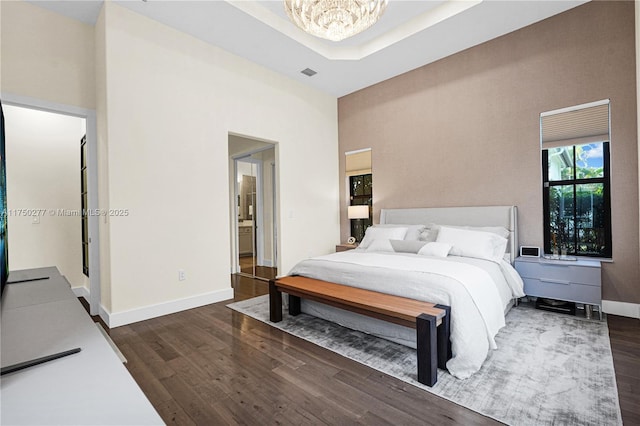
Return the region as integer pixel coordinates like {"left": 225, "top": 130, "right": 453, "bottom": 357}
{"left": 608, "top": 315, "right": 640, "bottom": 425}
{"left": 238, "top": 256, "right": 277, "bottom": 281}
{"left": 101, "top": 276, "right": 640, "bottom": 425}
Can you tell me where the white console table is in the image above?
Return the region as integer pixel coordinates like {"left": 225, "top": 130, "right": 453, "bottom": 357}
{"left": 1, "top": 267, "right": 163, "bottom": 425}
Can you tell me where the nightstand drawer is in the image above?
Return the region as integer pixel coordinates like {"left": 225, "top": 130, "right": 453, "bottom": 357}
{"left": 523, "top": 277, "right": 601, "bottom": 305}
{"left": 516, "top": 261, "right": 601, "bottom": 287}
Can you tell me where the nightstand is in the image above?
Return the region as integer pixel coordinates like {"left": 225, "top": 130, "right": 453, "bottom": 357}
{"left": 336, "top": 243, "right": 358, "bottom": 252}
{"left": 515, "top": 256, "right": 602, "bottom": 320}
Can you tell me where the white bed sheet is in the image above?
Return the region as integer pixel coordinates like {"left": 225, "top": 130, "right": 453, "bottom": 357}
{"left": 288, "top": 250, "right": 525, "bottom": 379}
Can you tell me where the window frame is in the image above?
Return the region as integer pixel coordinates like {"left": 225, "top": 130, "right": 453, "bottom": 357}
{"left": 542, "top": 142, "right": 612, "bottom": 258}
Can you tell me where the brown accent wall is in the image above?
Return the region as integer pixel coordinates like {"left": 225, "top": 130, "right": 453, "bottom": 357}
{"left": 338, "top": 1, "right": 639, "bottom": 303}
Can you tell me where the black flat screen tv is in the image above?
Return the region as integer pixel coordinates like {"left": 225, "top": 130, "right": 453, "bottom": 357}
{"left": 1, "top": 101, "right": 8, "bottom": 297}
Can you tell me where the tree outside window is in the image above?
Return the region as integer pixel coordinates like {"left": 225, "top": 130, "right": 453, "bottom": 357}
{"left": 543, "top": 142, "right": 611, "bottom": 257}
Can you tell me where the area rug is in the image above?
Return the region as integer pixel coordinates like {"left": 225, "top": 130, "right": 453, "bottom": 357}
{"left": 227, "top": 295, "right": 622, "bottom": 425}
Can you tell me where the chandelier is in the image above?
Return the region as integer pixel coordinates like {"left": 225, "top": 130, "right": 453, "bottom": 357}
{"left": 284, "top": 0, "right": 388, "bottom": 42}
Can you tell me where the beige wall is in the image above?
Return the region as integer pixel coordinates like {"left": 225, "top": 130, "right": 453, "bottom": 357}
{"left": 100, "top": 3, "right": 338, "bottom": 316}
{"left": 338, "top": 1, "right": 639, "bottom": 303}
{"left": 1, "top": 1, "right": 95, "bottom": 109}
{"left": 95, "top": 4, "right": 112, "bottom": 310}
{"left": 637, "top": 0, "right": 640, "bottom": 305}
{"left": 2, "top": 1, "right": 339, "bottom": 323}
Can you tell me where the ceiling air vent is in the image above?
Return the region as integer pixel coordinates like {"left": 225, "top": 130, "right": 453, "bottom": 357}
{"left": 301, "top": 68, "right": 317, "bottom": 77}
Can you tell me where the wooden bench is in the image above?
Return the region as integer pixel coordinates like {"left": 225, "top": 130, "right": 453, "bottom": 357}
{"left": 269, "top": 275, "right": 451, "bottom": 387}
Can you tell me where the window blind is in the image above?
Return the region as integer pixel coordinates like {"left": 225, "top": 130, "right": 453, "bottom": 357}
{"left": 345, "top": 149, "right": 371, "bottom": 176}
{"left": 541, "top": 101, "right": 609, "bottom": 149}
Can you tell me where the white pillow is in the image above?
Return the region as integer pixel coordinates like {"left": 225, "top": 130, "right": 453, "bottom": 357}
{"left": 417, "top": 242, "right": 452, "bottom": 258}
{"left": 359, "top": 226, "right": 408, "bottom": 249}
{"left": 376, "top": 224, "right": 425, "bottom": 241}
{"left": 425, "top": 224, "right": 510, "bottom": 240}
{"left": 365, "top": 239, "right": 395, "bottom": 253}
{"left": 456, "top": 225, "right": 510, "bottom": 239}
{"left": 418, "top": 224, "right": 439, "bottom": 242}
{"left": 435, "top": 226, "right": 507, "bottom": 263}
{"left": 390, "top": 240, "right": 427, "bottom": 254}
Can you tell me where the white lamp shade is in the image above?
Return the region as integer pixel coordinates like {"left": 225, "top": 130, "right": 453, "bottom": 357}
{"left": 348, "top": 205, "right": 369, "bottom": 219}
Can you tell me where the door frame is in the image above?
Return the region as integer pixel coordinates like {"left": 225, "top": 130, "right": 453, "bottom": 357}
{"left": 270, "top": 161, "right": 277, "bottom": 268}
{"left": 2, "top": 93, "right": 101, "bottom": 316}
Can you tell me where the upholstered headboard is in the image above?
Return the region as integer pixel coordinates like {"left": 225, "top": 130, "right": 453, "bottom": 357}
{"left": 379, "top": 206, "right": 519, "bottom": 263}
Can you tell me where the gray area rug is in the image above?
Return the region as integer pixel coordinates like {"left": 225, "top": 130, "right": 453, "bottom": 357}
{"left": 227, "top": 295, "right": 622, "bottom": 425}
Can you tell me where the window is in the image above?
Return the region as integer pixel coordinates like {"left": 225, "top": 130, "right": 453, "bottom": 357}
{"left": 541, "top": 100, "right": 611, "bottom": 258}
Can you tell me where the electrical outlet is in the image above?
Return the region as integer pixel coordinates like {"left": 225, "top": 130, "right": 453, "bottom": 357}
{"left": 178, "top": 269, "right": 186, "bottom": 281}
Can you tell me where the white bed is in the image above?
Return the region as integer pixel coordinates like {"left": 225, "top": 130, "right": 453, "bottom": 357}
{"left": 287, "top": 206, "right": 525, "bottom": 379}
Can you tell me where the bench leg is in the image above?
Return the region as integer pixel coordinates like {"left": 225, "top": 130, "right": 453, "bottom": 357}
{"left": 416, "top": 313, "right": 437, "bottom": 387}
{"left": 435, "top": 304, "right": 452, "bottom": 370}
{"left": 288, "top": 295, "right": 301, "bottom": 316}
{"left": 269, "top": 280, "right": 282, "bottom": 322}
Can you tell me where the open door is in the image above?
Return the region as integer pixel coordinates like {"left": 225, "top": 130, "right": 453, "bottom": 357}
{"left": 230, "top": 137, "right": 277, "bottom": 281}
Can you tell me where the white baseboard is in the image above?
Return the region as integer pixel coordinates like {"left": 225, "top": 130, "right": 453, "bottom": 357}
{"left": 71, "top": 286, "right": 90, "bottom": 301}
{"left": 602, "top": 299, "right": 640, "bottom": 319}
{"left": 99, "top": 304, "right": 111, "bottom": 327}
{"left": 100, "top": 288, "right": 235, "bottom": 328}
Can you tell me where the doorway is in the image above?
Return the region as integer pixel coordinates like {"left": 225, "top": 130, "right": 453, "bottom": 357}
{"left": 2, "top": 96, "right": 100, "bottom": 315}
{"left": 229, "top": 135, "right": 277, "bottom": 281}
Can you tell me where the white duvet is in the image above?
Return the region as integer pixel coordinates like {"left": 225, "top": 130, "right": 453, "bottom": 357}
{"left": 288, "top": 250, "right": 525, "bottom": 379}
